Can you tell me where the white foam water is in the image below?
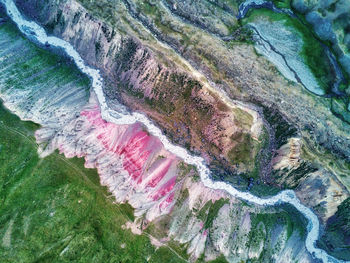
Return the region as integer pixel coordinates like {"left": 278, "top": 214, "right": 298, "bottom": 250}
{"left": 1, "top": 0, "right": 347, "bottom": 262}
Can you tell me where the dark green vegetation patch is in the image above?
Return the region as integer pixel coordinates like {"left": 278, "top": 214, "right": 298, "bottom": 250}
{"left": 319, "top": 198, "right": 350, "bottom": 261}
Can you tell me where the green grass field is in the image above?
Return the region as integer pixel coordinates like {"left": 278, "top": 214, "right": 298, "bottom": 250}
{"left": 0, "top": 101, "right": 187, "bottom": 263}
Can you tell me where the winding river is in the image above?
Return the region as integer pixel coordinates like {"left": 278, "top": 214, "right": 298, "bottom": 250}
{"left": 1, "top": 0, "right": 348, "bottom": 262}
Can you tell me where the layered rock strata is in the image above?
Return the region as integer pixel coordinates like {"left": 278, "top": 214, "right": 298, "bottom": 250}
{"left": 0, "top": 14, "right": 315, "bottom": 262}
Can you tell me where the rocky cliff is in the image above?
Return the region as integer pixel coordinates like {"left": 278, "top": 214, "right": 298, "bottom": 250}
{"left": 15, "top": 0, "right": 271, "bottom": 188}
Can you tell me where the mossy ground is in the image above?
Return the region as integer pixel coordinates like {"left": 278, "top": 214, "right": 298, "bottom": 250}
{"left": 271, "top": 0, "right": 292, "bottom": 9}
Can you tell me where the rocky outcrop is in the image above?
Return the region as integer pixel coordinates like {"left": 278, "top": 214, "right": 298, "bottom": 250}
{"left": 37, "top": 96, "right": 180, "bottom": 221}
{"left": 15, "top": 0, "right": 267, "bottom": 185}
{"left": 271, "top": 137, "right": 349, "bottom": 223}
{"left": 110, "top": 0, "right": 350, "bottom": 163}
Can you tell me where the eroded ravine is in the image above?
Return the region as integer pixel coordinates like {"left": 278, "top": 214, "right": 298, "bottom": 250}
{"left": 0, "top": 0, "right": 348, "bottom": 262}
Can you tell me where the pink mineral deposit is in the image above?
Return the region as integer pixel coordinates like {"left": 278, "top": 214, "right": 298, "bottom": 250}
{"left": 74, "top": 107, "right": 178, "bottom": 210}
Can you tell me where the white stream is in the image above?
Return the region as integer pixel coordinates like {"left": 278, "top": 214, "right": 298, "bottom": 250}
{"left": 1, "top": 0, "right": 348, "bottom": 262}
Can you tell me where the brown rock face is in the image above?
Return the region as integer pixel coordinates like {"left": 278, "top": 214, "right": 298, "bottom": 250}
{"left": 15, "top": 0, "right": 266, "bottom": 184}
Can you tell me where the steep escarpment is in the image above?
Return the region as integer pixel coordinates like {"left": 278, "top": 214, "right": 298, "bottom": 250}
{"left": 15, "top": 0, "right": 270, "bottom": 189}
{"left": 0, "top": 18, "right": 314, "bottom": 262}
{"left": 49, "top": 0, "right": 350, "bottom": 196}
{"left": 119, "top": 0, "right": 350, "bottom": 210}
{"left": 110, "top": 0, "right": 350, "bottom": 164}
